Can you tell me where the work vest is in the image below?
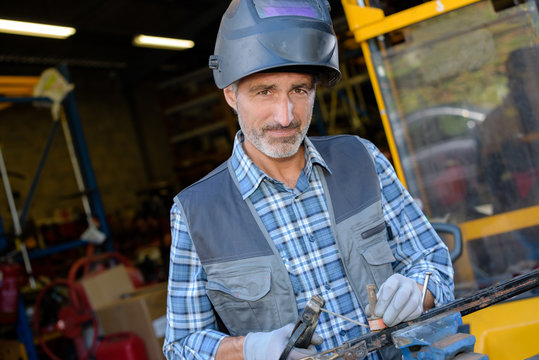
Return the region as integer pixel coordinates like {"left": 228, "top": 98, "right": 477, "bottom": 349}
{"left": 174, "top": 135, "right": 401, "bottom": 359}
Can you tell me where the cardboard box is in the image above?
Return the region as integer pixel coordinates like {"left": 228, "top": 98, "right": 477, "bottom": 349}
{"left": 80, "top": 264, "right": 135, "bottom": 310}
{"left": 96, "top": 282, "right": 168, "bottom": 360}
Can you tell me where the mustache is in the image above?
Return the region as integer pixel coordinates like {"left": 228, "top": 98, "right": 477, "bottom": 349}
{"left": 262, "top": 120, "right": 301, "bottom": 131}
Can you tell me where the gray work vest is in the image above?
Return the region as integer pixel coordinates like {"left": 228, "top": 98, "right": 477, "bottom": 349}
{"left": 174, "top": 135, "right": 401, "bottom": 359}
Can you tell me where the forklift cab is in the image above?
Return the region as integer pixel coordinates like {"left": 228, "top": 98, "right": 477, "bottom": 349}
{"left": 342, "top": 0, "right": 539, "bottom": 358}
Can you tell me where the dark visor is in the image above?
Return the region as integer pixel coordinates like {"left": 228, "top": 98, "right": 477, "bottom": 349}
{"left": 253, "top": 0, "right": 323, "bottom": 19}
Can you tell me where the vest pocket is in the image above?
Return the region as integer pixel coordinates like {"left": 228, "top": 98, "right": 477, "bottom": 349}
{"left": 361, "top": 236, "right": 394, "bottom": 264}
{"left": 206, "top": 266, "right": 279, "bottom": 335}
{"left": 360, "top": 234, "right": 395, "bottom": 287}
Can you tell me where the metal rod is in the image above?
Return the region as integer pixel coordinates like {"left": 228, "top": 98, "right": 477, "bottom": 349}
{"left": 58, "top": 64, "right": 111, "bottom": 250}
{"left": 366, "top": 284, "right": 378, "bottom": 316}
{"left": 0, "top": 146, "right": 36, "bottom": 288}
{"left": 19, "top": 119, "right": 61, "bottom": 226}
{"left": 320, "top": 308, "right": 370, "bottom": 329}
{"left": 60, "top": 110, "right": 93, "bottom": 222}
{"left": 0, "top": 146, "right": 22, "bottom": 236}
{"left": 421, "top": 272, "right": 432, "bottom": 308}
{"left": 0, "top": 96, "right": 51, "bottom": 103}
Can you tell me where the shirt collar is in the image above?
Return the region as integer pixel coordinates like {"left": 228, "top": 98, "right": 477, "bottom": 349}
{"left": 230, "top": 131, "right": 331, "bottom": 199}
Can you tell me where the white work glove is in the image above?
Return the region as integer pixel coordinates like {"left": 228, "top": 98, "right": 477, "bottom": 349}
{"left": 365, "top": 274, "right": 423, "bottom": 327}
{"left": 243, "top": 323, "right": 323, "bottom": 360}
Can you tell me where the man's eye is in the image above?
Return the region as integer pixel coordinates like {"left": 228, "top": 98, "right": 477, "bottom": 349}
{"left": 258, "top": 89, "right": 271, "bottom": 95}
{"left": 293, "top": 88, "right": 308, "bottom": 95}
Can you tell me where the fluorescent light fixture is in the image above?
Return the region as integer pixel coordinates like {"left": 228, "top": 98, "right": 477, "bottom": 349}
{"left": 133, "top": 34, "right": 194, "bottom": 50}
{"left": 0, "top": 19, "right": 76, "bottom": 39}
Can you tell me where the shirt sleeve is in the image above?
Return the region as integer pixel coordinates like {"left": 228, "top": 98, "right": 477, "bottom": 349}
{"left": 359, "top": 138, "right": 455, "bottom": 306}
{"left": 163, "top": 202, "right": 227, "bottom": 360}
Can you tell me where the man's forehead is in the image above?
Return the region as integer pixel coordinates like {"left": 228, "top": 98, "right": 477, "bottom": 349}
{"left": 240, "top": 71, "right": 315, "bottom": 88}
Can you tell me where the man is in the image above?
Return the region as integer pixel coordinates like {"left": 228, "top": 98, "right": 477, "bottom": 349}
{"left": 164, "top": 1, "right": 454, "bottom": 359}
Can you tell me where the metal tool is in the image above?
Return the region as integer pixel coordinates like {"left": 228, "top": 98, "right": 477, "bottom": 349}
{"left": 392, "top": 311, "right": 488, "bottom": 360}
{"left": 421, "top": 272, "right": 432, "bottom": 308}
{"left": 280, "top": 294, "right": 372, "bottom": 360}
{"left": 280, "top": 295, "right": 326, "bottom": 360}
{"left": 301, "top": 268, "right": 539, "bottom": 359}
{"left": 366, "top": 284, "right": 386, "bottom": 331}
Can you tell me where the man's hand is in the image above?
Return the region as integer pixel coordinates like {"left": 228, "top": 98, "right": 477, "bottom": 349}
{"left": 243, "top": 323, "right": 323, "bottom": 360}
{"left": 366, "top": 274, "right": 424, "bottom": 327}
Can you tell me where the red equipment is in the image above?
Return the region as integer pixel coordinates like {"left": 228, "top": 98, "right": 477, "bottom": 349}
{"left": 32, "top": 252, "right": 144, "bottom": 359}
{"left": 0, "top": 263, "right": 21, "bottom": 324}
{"left": 33, "top": 279, "right": 98, "bottom": 360}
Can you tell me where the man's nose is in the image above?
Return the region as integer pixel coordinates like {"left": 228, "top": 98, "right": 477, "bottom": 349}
{"left": 273, "top": 95, "right": 294, "bottom": 127}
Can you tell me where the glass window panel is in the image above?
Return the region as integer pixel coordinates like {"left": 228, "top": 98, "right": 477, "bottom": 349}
{"left": 369, "top": 0, "right": 539, "bottom": 293}
{"left": 253, "top": 0, "right": 323, "bottom": 19}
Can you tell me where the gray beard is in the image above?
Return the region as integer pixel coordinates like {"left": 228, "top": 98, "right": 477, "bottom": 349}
{"left": 238, "top": 114, "right": 310, "bottom": 159}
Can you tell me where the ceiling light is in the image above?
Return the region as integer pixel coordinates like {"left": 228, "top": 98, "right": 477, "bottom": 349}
{"left": 133, "top": 35, "right": 194, "bottom": 50}
{"left": 0, "top": 19, "right": 76, "bottom": 39}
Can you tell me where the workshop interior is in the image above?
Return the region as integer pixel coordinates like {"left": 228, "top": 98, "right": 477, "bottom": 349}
{"left": 1, "top": 0, "right": 538, "bottom": 359}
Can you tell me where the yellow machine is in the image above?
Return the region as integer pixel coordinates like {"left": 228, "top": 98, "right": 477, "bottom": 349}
{"left": 341, "top": 0, "right": 539, "bottom": 358}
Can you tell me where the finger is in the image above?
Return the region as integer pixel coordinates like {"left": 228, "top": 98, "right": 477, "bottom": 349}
{"left": 390, "top": 280, "right": 414, "bottom": 310}
{"left": 397, "top": 281, "right": 422, "bottom": 323}
{"left": 281, "top": 323, "right": 296, "bottom": 337}
{"left": 382, "top": 283, "right": 413, "bottom": 326}
{"left": 274, "top": 324, "right": 300, "bottom": 358}
{"left": 391, "top": 290, "right": 421, "bottom": 325}
{"left": 364, "top": 304, "right": 371, "bottom": 317}
{"left": 381, "top": 301, "right": 397, "bottom": 326}
{"left": 288, "top": 345, "right": 318, "bottom": 360}
{"left": 401, "top": 291, "right": 423, "bottom": 322}
{"left": 374, "top": 275, "right": 400, "bottom": 317}
{"left": 311, "top": 333, "right": 324, "bottom": 346}
{"left": 402, "top": 300, "right": 423, "bottom": 323}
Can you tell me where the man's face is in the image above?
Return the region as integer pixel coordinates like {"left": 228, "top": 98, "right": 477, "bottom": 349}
{"left": 224, "top": 72, "right": 316, "bottom": 159}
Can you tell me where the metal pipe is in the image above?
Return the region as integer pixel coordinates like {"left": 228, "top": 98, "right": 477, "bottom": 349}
{"left": 0, "top": 146, "right": 22, "bottom": 236}
{"left": 60, "top": 111, "right": 93, "bottom": 222}
{"left": 0, "top": 146, "right": 36, "bottom": 288}
{"left": 58, "top": 64, "right": 111, "bottom": 250}
{"left": 320, "top": 308, "right": 369, "bottom": 329}
{"left": 19, "top": 119, "right": 61, "bottom": 226}
{"left": 421, "top": 272, "right": 432, "bottom": 308}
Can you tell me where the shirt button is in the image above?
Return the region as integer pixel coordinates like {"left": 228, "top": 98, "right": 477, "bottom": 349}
{"left": 339, "top": 329, "right": 347, "bottom": 337}
{"left": 309, "top": 235, "right": 315, "bottom": 242}
{"left": 324, "top": 283, "right": 331, "bottom": 290}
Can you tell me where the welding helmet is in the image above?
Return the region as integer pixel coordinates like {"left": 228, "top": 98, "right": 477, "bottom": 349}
{"left": 209, "top": 0, "right": 341, "bottom": 89}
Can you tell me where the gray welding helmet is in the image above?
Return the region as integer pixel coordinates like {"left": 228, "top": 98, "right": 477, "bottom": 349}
{"left": 209, "top": 0, "right": 341, "bottom": 89}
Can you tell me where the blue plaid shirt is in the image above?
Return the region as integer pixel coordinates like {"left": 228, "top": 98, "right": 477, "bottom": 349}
{"left": 164, "top": 132, "right": 454, "bottom": 360}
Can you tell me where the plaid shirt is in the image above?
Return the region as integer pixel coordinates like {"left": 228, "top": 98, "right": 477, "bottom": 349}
{"left": 164, "top": 132, "right": 454, "bottom": 360}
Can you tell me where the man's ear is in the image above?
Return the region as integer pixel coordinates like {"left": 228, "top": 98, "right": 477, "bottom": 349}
{"left": 223, "top": 86, "right": 237, "bottom": 112}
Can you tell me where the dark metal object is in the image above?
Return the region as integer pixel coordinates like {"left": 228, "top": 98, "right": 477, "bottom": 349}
{"left": 392, "top": 311, "right": 488, "bottom": 360}
{"left": 280, "top": 295, "right": 326, "bottom": 360}
{"left": 302, "top": 268, "right": 539, "bottom": 359}
{"left": 431, "top": 223, "right": 463, "bottom": 262}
